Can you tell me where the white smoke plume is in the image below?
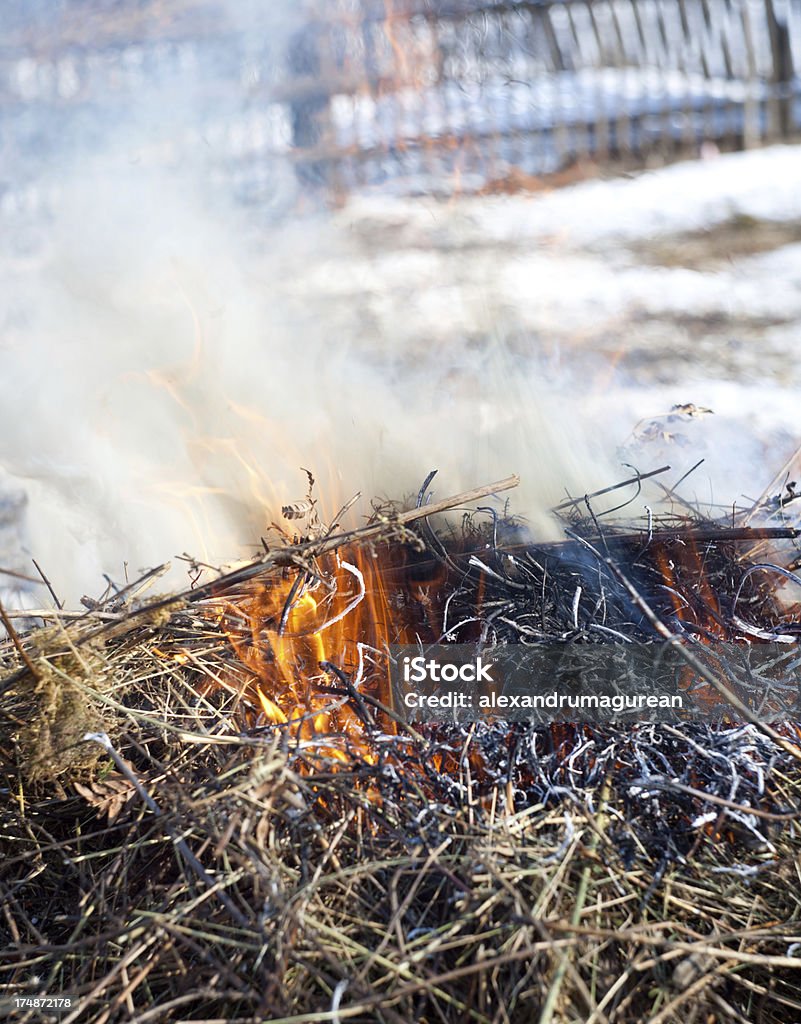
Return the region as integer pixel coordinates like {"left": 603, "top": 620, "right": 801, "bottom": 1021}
{"left": 0, "top": 2, "right": 624, "bottom": 604}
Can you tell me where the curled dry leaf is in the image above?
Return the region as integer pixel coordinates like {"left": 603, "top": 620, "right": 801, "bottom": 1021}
{"left": 74, "top": 773, "right": 139, "bottom": 824}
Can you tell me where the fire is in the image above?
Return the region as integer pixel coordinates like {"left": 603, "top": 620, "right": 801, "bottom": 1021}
{"left": 649, "top": 528, "right": 801, "bottom": 714}
{"left": 208, "top": 537, "right": 439, "bottom": 760}
{"left": 168, "top": 457, "right": 801, "bottom": 770}
{"left": 652, "top": 538, "right": 729, "bottom": 709}
{"left": 653, "top": 537, "right": 724, "bottom": 639}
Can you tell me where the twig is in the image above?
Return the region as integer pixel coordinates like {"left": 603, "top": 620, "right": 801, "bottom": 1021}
{"left": 643, "top": 526, "right": 800, "bottom": 543}
{"left": 744, "top": 442, "right": 801, "bottom": 523}
{"left": 318, "top": 663, "right": 375, "bottom": 732}
{"left": 644, "top": 960, "right": 735, "bottom": 1024}
{"left": 0, "top": 600, "right": 40, "bottom": 681}
{"left": 0, "top": 608, "right": 120, "bottom": 621}
{"left": 629, "top": 776, "right": 799, "bottom": 821}
{"left": 552, "top": 466, "right": 670, "bottom": 513}
{"left": 32, "top": 558, "right": 63, "bottom": 609}
{"left": 0, "top": 565, "right": 39, "bottom": 584}
{"left": 378, "top": 474, "right": 521, "bottom": 530}
{"left": 671, "top": 458, "right": 706, "bottom": 493}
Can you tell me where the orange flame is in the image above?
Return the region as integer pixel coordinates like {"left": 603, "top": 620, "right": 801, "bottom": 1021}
{"left": 208, "top": 539, "right": 443, "bottom": 761}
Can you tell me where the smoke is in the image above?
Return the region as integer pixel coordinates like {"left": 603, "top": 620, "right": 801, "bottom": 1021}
{"left": 0, "top": 2, "right": 622, "bottom": 605}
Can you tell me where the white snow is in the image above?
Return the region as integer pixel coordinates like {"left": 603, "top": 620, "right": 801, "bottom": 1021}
{"left": 347, "top": 144, "right": 801, "bottom": 248}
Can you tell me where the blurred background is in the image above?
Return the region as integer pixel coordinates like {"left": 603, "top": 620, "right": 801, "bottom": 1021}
{"left": 4, "top": 0, "right": 800, "bottom": 208}
{"left": 1, "top": 0, "right": 800, "bottom": 606}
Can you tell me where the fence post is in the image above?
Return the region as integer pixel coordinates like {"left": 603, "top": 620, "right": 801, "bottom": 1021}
{"left": 741, "top": 1, "right": 760, "bottom": 148}
{"left": 765, "top": 0, "right": 795, "bottom": 140}
{"left": 286, "top": 21, "right": 332, "bottom": 188}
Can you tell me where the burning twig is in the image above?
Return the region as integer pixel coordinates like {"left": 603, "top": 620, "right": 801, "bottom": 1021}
{"left": 313, "top": 558, "right": 365, "bottom": 636}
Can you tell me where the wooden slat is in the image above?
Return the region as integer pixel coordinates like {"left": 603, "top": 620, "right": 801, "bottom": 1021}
{"left": 3, "top": 0, "right": 799, "bottom": 199}
{"left": 764, "top": 0, "right": 795, "bottom": 139}
{"left": 740, "top": 0, "right": 762, "bottom": 148}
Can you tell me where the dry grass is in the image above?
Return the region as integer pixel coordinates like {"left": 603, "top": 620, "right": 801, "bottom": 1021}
{"left": 2, "top": 578, "right": 801, "bottom": 1023}
{"left": 2, "top": 477, "right": 801, "bottom": 1023}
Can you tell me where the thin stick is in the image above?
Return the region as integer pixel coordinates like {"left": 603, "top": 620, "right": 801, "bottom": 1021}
{"left": 613, "top": 526, "right": 800, "bottom": 545}
{"left": 744, "top": 442, "right": 801, "bottom": 523}
{"left": 32, "top": 559, "right": 63, "bottom": 609}
{"left": 394, "top": 474, "right": 520, "bottom": 527}
{"left": 630, "top": 776, "right": 799, "bottom": 822}
{"left": 552, "top": 466, "right": 671, "bottom": 513}
{"left": 0, "top": 608, "right": 119, "bottom": 621}
{"left": 0, "top": 565, "right": 39, "bottom": 584}
{"left": 654, "top": 480, "right": 709, "bottom": 520}
{"left": 0, "top": 600, "right": 40, "bottom": 681}
{"left": 671, "top": 457, "right": 706, "bottom": 493}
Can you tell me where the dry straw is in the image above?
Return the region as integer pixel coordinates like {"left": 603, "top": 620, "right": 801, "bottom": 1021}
{"left": 2, "top": 473, "right": 801, "bottom": 1023}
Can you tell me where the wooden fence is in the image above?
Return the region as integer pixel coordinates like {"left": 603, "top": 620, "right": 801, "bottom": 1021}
{"left": 1, "top": 0, "right": 799, "bottom": 212}
{"left": 283, "top": 0, "right": 801, "bottom": 193}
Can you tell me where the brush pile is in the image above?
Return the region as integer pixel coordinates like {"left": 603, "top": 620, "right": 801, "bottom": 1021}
{"left": 2, "top": 467, "right": 801, "bottom": 1024}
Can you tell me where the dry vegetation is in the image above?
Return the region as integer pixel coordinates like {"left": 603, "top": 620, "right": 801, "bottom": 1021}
{"left": 2, "top": 477, "right": 801, "bottom": 1023}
